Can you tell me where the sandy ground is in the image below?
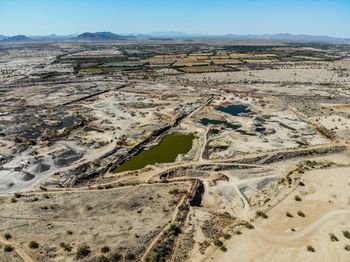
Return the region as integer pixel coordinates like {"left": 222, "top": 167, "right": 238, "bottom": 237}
{"left": 198, "top": 166, "right": 350, "bottom": 262}
{"left": 0, "top": 183, "right": 189, "bottom": 261}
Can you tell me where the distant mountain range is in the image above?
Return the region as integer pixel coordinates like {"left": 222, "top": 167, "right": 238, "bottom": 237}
{"left": 76, "top": 32, "right": 135, "bottom": 41}
{"left": 0, "top": 31, "right": 349, "bottom": 43}
{"left": 1, "top": 35, "right": 31, "bottom": 42}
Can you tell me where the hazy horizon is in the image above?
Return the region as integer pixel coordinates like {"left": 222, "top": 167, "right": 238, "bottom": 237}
{"left": 0, "top": 0, "right": 349, "bottom": 38}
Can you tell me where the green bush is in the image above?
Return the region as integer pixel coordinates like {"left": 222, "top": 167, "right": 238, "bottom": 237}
{"left": 297, "top": 211, "right": 305, "bottom": 217}
{"left": 14, "top": 193, "right": 22, "bottom": 198}
{"left": 101, "top": 246, "right": 110, "bottom": 253}
{"left": 29, "top": 241, "right": 39, "bottom": 249}
{"left": 109, "top": 252, "right": 123, "bottom": 261}
{"left": 256, "top": 210, "right": 268, "bottom": 219}
{"left": 76, "top": 244, "right": 91, "bottom": 259}
{"left": 220, "top": 245, "right": 227, "bottom": 252}
{"left": 4, "top": 245, "right": 13, "bottom": 252}
{"left": 60, "top": 242, "right": 72, "bottom": 252}
{"left": 307, "top": 245, "right": 315, "bottom": 252}
{"left": 213, "top": 239, "right": 223, "bottom": 247}
{"left": 169, "top": 224, "right": 181, "bottom": 236}
{"left": 329, "top": 233, "right": 338, "bottom": 242}
{"left": 286, "top": 212, "right": 293, "bottom": 217}
{"left": 4, "top": 233, "right": 12, "bottom": 240}
{"left": 223, "top": 234, "right": 231, "bottom": 240}
{"left": 343, "top": 230, "right": 350, "bottom": 239}
{"left": 294, "top": 195, "right": 302, "bottom": 201}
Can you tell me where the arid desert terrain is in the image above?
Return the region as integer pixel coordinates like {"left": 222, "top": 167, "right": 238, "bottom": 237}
{"left": 0, "top": 39, "right": 350, "bottom": 261}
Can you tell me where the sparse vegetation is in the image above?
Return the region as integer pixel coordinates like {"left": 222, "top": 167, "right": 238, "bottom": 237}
{"left": 76, "top": 244, "right": 91, "bottom": 259}
{"left": 294, "top": 195, "right": 302, "bottom": 201}
{"left": 3, "top": 245, "right": 13, "bottom": 252}
{"left": 297, "top": 210, "right": 305, "bottom": 217}
{"left": 101, "top": 246, "right": 110, "bottom": 253}
{"left": 307, "top": 245, "right": 315, "bottom": 252}
{"left": 286, "top": 212, "right": 293, "bottom": 217}
{"left": 29, "top": 240, "right": 39, "bottom": 249}
{"left": 223, "top": 233, "right": 231, "bottom": 240}
{"left": 329, "top": 233, "right": 339, "bottom": 242}
{"left": 244, "top": 222, "right": 255, "bottom": 230}
{"left": 169, "top": 223, "right": 181, "bottom": 236}
{"left": 214, "top": 239, "right": 227, "bottom": 252}
{"left": 343, "top": 230, "right": 350, "bottom": 239}
{"left": 14, "top": 192, "right": 22, "bottom": 198}
{"left": 256, "top": 210, "right": 268, "bottom": 219}
{"left": 60, "top": 242, "right": 72, "bottom": 252}
{"left": 109, "top": 252, "right": 123, "bottom": 261}
{"left": 4, "top": 233, "right": 12, "bottom": 240}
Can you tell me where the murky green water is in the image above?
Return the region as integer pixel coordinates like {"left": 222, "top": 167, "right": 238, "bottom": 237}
{"left": 112, "top": 133, "right": 195, "bottom": 173}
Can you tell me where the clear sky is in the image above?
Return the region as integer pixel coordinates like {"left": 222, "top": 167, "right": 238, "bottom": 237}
{"left": 0, "top": 0, "right": 349, "bottom": 37}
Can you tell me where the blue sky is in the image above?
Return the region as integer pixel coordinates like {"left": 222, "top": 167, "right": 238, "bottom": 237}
{"left": 0, "top": 0, "right": 349, "bottom": 37}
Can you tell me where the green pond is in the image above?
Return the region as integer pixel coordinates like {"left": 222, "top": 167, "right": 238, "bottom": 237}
{"left": 112, "top": 133, "right": 195, "bottom": 173}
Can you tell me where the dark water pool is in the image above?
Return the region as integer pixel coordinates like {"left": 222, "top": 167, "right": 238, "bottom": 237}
{"left": 217, "top": 104, "right": 251, "bottom": 116}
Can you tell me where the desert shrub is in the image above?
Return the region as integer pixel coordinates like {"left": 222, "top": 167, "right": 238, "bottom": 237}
{"left": 76, "top": 244, "right": 91, "bottom": 259}
{"left": 297, "top": 211, "right": 305, "bottom": 217}
{"left": 169, "top": 189, "right": 179, "bottom": 195}
{"left": 286, "top": 212, "right": 293, "bottom": 217}
{"left": 343, "top": 230, "right": 350, "bottom": 239}
{"left": 213, "top": 239, "right": 223, "bottom": 247}
{"left": 4, "top": 233, "right": 12, "bottom": 240}
{"left": 14, "top": 192, "right": 22, "bottom": 198}
{"left": 223, "top": 234, "right": 231, "bottom": 240}
{"left": 298, "top": 181, "right": 305, "bottom": 186}
{"left": 11, "top": 198, "right": 17, "bottom": 203}
{"left": 235, "top": 230, "right": 242, "bottom": 235}
{"left": 169, "top": 224, "right": 181, "bottom": 236}
{"left": 307, "top": 245, "right": 315, "bottom": 252}
{"left": 100, "top": 246, "right": 110, "bottom": 253}
{"left": 91, "top": 255, "right": 109, "bottom": 262}
{"left": 345, "top": 245, "right": 350, "bottom": 251}
{"left": 329, "top": 233, "right": 338, "bottom": 242}
{"left": 29, "top": 241, "right": 39, "bottom": 249}
{"left": 125, "top": 252, "right": 136, "bottom": 260}
{"left": 60, "top": 242, "right": 72, "bottom": 252}
{"left": 244, "top": 222, "right": 255, "bottom": 229}
{"left": 178, "top": 203, "right": 189, "bottom": 211}
{"left": 66, "top": 230, "right": 73, "bottom": 235}
{"left": 220, "top": 245, "right": 227, "bottom": 252}
{"left": 4, "top": 245, "right": 13, "bottom": 252}
{"left": 256, "top": 210, "right": 268, "bottom": 219}
{"left": 294, "top": 195, "right": 302, "bottom": 201}
{"left": 109, "top": 252, "right": 123, "bottom": 261}
{"left": 213, "top": 239, "right": 227, "bottom": 252}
